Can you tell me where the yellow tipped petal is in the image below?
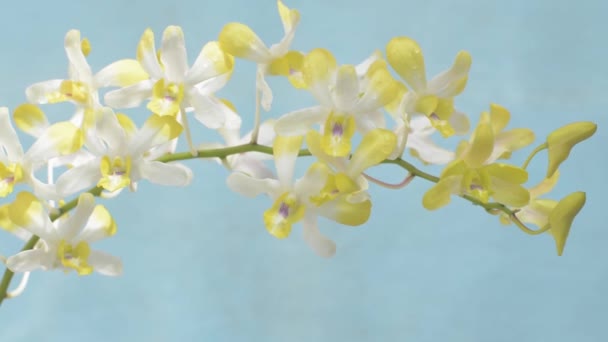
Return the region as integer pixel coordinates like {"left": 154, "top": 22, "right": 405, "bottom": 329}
{"left": 267, "top": 51, "right": 305, "bottom": 88}
{"left": 348, "top": 128, "right": 397, "bottom": 177}
{"left": 489, "top": 103, "right": 510, "bottom": 134}
{"left": 115, "top": 113, "right": 137, "bottom": 136}
{"left": 549, "top": 191, "right": 586, "bottom": 256}
{"left": 385, "top": 81, "right": 408, "bottom": 115}
{"left": 277, "top": 0, "right": 300, "bottom": 33}
{"left": 422, "top": 176, "right": 461, "bottom": 210}
{"left": 363, "top": 66, "right": 400, "bottom": 108}
{"left": 302, "top": 48, "right": 337, "bottom": 89}
{"left": 218, "top": 23, "right": 271, "bottom": 63}
{"left": 546, "top": 122, "right": 597, "bottom": 178}
{"left": 463, "top": 122, "right": 494, "bottom": 168}
{"left": 13, "top": 104, "right": 49, "bottom": 137}
{"left": 386, "top": 36, "right": 427, "bottom": 91}
{"left": 47, "top": 122, "right": 84, "bottom": 155}
{"left": 145, "top": 114, "right": 183, "bottom": 140}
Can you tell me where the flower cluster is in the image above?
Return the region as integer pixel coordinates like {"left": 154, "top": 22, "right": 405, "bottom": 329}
{"left": 0, "top": 1, "right": 596, "bottom": 304}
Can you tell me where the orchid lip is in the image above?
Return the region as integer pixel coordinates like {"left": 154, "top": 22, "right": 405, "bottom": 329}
{"left": 279, "top": 202, "right": 289, "bottom": 218}
{"left": 332, "top": 123, "right": 344, "bottom": 137}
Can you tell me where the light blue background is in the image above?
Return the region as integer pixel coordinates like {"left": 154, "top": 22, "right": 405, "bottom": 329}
{"left": 0, "top": 0, "right": 607, "bottom": 341}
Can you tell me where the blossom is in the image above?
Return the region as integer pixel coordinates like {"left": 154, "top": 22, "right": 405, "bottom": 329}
{"left": 226, "top": 135, "right": 370, "bottom": 257}
{"left": 422, "top": 107, "right": 532, "bottom": 210}
{"left": 386, "top": 36, "right": 471, "bottom": 138}
{"left": 0, "top": 107, "right": 83, "bottom": 199}
{"left": 6, "top": 192, "right": 122, "bottom": 276}
{"left": 55, "top": 108, "right": 192, "bottom": 197}
{"left": 218, "top": 0, "right": 304, "bottom": 110}
{"left": 274, "top": 49, "right": 399, "bottom": 157}
{"left": 545, "top": 121, "right": 597, "bottom": 177}
{"left": 26, "top": 30, "right": 147, "bottom": 130}
{"left": 105, "top": 26, "right": 236, "bottom": 153}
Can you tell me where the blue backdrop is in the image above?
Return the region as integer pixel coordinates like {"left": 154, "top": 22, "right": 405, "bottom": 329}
{"left": 0, "top": 0, "right": 606, "bottom": 341}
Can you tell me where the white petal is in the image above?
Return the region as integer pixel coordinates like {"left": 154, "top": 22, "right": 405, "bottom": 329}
{"left": 55, "top": 161, "right": 101, "bottom": 197}
{"left": 355, "top": 50, "right": 382, "bottom": 76}
{"left": 27, "top": 176, "right": 59, "bottom": 201}
{"left": 449, "top": 110, "right": 470, "bottom": 135}
{"left": 160, "top": 26, "right": 188, "bottom": 83}
{"left": 136, "top": 161, "right": 192, "bottom": 187}
{"left": 257, "top": 67, "right": 273, "bottom": 111}
{"left": 0, "top": 107, "right": 24, "bottom": 160}
{"left": 231, "top": 155, "right": 275, "bottom": 179}
{"left": 274, "top": 106, "right": 329, "bottom": 136}
{"left": 104, "top": 80, "right": 154, "bottom": 108}
{"left": 6, "top": 249, "right": 51, "bottom": 272}
{"left": 188, "top": 91, "right": 228, "bottom": 129}
{"left": 59, "top": 193, "right": 96, "bottom": 240}
{"left": 88, "top": 250, "right": 123, "bottom": 276}
{"left": 93, "top": 59, "right": 149, "bottom": 88}
{"left": 77, "top": 205, "right": 116, "bottom": 243}
{"left": 64, "top": 30, "right": 93, "bottom": 82}
{"left": 406, "top": 133, "right": 455, "bottom": 165}
{"left": 186, "top": 41, "right": 233, "bottom": 86}
{"left": 25, "top": 80, "right": 63, "bottom": 104}
{"left": 194, "top": 73, "right": 231, "bottom": 95}
{"left": 226, "top": 172, "right": 278, "bottom": 198}
{"left": 332, "top": 65, "right": 359, "bottom": 111}
{"left": 302, "top": 213, "right": 336, "bottom": 258}
{"left": 354, "top": 109, "right": 386, "bottom": 133}
{"left": 96, "top": 108, "right": 127, "bottom": 153}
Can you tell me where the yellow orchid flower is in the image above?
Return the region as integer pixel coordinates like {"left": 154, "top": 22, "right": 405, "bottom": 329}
{"left": 546, "top": 121, "right": 597, "bottom": 178}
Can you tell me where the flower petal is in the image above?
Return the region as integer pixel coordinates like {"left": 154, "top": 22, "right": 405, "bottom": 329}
{"left": 188, "top": 91, "right": 229, "bottom": 129}
{"left": 427, "top": 50, "right": 472, "bottom": 98}
{"left": 24, "top": 122, "right": 84, "bottom": 166}
{"left": 462, "top": 121, "right": 494, "bottom": 168}
{"left": 302, "top": 48, "right": 337, "bottom": 107}
{"left": 273, "top": 135, "right": 303, "bottom": 189}
{"left": 257, "top": 66, "right": 273, "bottom": 111}
{"left": 136, "top": 28, "right": 163, "bottom": 79}
{"left": 490, "top": 178, "right": 530, "bottom": 208}
{"left": 529, "top": 171, "right": 560, "bottom": 199}
{"left": 218, "top": 23, "right": 272, "bottom": 63}
{"left": 129, "top": 115, "right": 183, "bottom": 156}
{"left": 318, "top": 197, "right": 371, "bottom": 226}
{"left": 332, "top": 65, "right": 359, "bottom": 111}
{"left": 64, "top": 30, "right": 92, "bottom": 82}
{"left": 104, "top": 80, "right": 154, "bottom": 109}
{"left": 25, "top": 80, "right": 63, "bottom": 104}
{"left": 77, "top": 205, "right": 117, "bottom": 242}
{"left": 160, "top": 26, "right": 188, "bottom": 83}
{"left": 302, "top": 213, "right": 336, "bottom": 258}
{"left": 386, "top": 36, "right": 427, "bottom": 92}
{"left": 0, "top": 107, "right": 24, "bottom": 159}
{"left": 8, "top": 192, "right": 55, "bottom": 241}
{"left": 422, "top": 175, "right": 461, "bottom": 210}
{"left": 135, "top": 161, "right": 192, "bottom": 187}
{"left": 88, "top": 250, "right": 123, "bottom": 276}
{"left": 59, "top": 193, "right": 96, "bottom": 240}
{"left": 226, "top": 172, "right": 279, "bottom": 198}
{"left": 6, "top": 249, "right": 50, "bottom": 272}
{"left": 186, "top": 41, "right": 234, "bottom": 86}
{"left": 274, "top": 106, "right": 329, "bottom": 136}
{"left": 94, "top": 59, "right": 149, "bottom": 88}
{"left": 348, "top": 129, "right": 397, "bottom": 177}
{"left": 55, "top": 161, "right": 101, "bottom": 197}
{"left": 12, "top": 104, "right": 49, "bottom": 138}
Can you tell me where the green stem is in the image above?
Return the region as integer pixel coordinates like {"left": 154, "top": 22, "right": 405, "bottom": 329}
{"left": 522, "top": 142, "right": 547, "bottom": 170}
{"left": 0, "top": 143, "right": 528, "bottom": 305}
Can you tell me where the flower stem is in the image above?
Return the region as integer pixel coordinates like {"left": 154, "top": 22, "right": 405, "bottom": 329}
{"left": 522, "top": 143, "right": 547, "bottom": 170}
{"left": 0, "top": 143, "right": 529, "bottom": 305}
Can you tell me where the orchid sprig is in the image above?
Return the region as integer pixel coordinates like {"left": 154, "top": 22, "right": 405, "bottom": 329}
{"left": 0, "top": 0, "right": 598, "bottom": 306}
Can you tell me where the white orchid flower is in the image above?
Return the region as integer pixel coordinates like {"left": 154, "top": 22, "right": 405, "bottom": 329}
{"left": 0, "top": 107, "right": 84, "bottom": 200}
{"left": 274, "top": 49, "right": 399, "bottom": 158}
{"left": 226, "top": 135, "right": 371, "bottom": 257}
{"left": 25, "top": 30, "right": 148, "bottom": 130}
{"left": 104, "top": 26, "right": 236, "bottom": 154}
{"left": 219, "top": 0, "right": 304, "bottom": 111}
{"left": 386, "top": 36, "right": 471, "bottom": 138}
{"left": 55, "top": 108, "right": 192, "bottom": 198}
{"left": 6, "top": 192, "right": 122, "bottom": 276}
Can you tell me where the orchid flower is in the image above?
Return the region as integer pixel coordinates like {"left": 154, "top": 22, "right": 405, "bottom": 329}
{"left": 104, "top": 26, "right": 236, "bottom": 154}
{"left": 55, "top": 108, "right": 192, "bottom": 198}
{"left": 218, "top": 0, "right": 304, "bottom": 111}
{"left": 386, "top": 36, "right": 471, "bottom": 138}
{"left": 423, "top": 105, "right": 533, "bottom": 210}
{"left": 226, "top": 135, "right": 370, "bottom": 257}
{"left": 0, "top": 107, "right": 84, "bottom": 200}
{"left": 25, "top": 30, "right": 148, "bottom": 131}
{"left": 6, "top": 192, "right": 122, "bottom": 276}
{"left": 274, "top": 49, "right": 399, "bottom": 157}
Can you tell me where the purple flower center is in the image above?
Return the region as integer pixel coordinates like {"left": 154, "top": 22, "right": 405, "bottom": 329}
{"left": 332, "top": 123, "right": 344, "bottom": 137}
{"left": 279, "top": 202, "right": 290, "bottom": 218}
{"left": 430, "top": 112, "right": 440, "bottom": 121}
{"left": 470, "top": 184, "right": 483, "bottom": 191}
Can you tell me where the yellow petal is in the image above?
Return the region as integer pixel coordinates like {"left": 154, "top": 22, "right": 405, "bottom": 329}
{"left": 490, "top": 179, "right": 530, "bottom": 208}
{"left": 463, "top": 122, "right": 494, "bottom": 168}
{"left": 529, "top": 170, "right": 559, "bottom": 199}
{"left": 277, "top": 0, "right": 300, "bottom": 33}
{"left": 13, "top": 104, "right": 49, "bottom": 137}
{"left": 348, "top": 128, "right": 397, "bottom": 177}
{"left": 302, "top": 48, "right": 337, "bottom": 89}
{"left": 386, "top": 36, "right": 427, "bottom": 91}
{"left": 218, "top": 23, "right": 271, "bottom": 63}
{"left": 549, "top": 191, "right": 586, "bottom": 256}
{"left": 546, "top": 122, "right": 597, "bottom": 178}
{"left": 422, "top": 175, "right": 462, "bottom": 210}
{"left": 489, "top": 103, "right": 510, "bottom": 134}
{"left": 484, "top": 163, "right": 528, "bottom": 184}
